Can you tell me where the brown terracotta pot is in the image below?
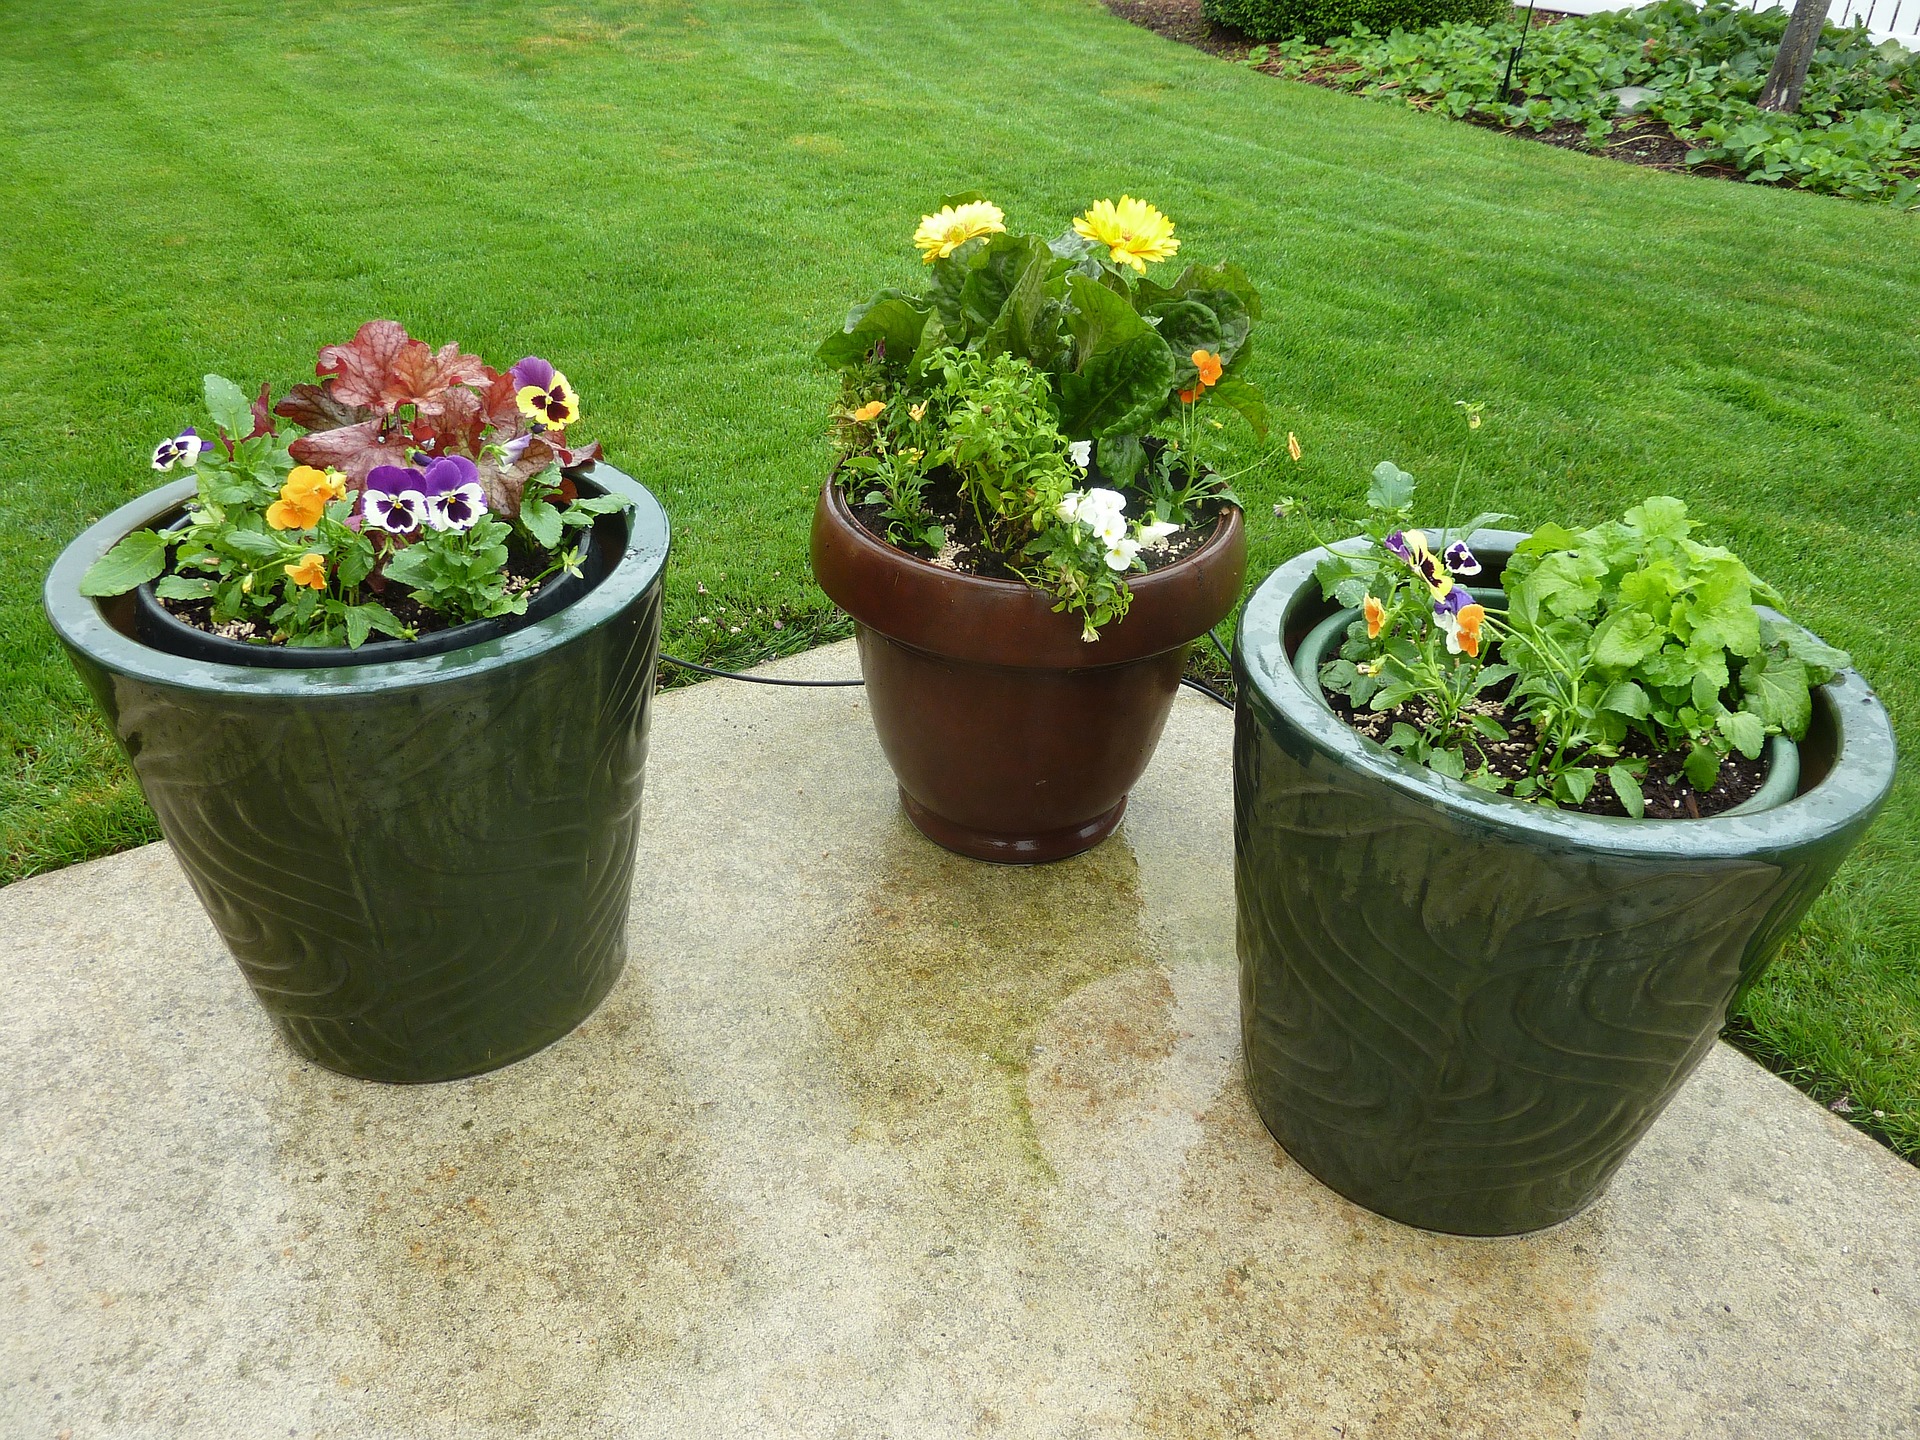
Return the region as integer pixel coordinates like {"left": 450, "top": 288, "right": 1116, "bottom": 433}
{"left": 810, "top": 482, "right": 1247, "bottom": 863}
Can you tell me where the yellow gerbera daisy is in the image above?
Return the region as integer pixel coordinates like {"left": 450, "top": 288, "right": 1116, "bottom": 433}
{"left": 912, "top": 201, "right": 1006, "bottom": 263}
{"left": 1073, "top": 196, "right": 1180, "bottom": 273}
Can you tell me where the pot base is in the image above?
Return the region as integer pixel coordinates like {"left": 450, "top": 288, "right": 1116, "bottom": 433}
{"left": 900, "top": 789, "right": 1126, "bottom": 865}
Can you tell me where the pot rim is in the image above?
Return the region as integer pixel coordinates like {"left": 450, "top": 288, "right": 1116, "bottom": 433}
{"left": 1237, "top": 528, "right": 1896, "bottom": 860}
{"left": 813, "top": 478, "right": 1247, "bottom": 670}
{"left": 44, "top": 460, "right": 669, "bottom": 700}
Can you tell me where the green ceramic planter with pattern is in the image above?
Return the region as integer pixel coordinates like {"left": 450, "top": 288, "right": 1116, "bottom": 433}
{"left": 44, "top": 462, "right": 668, "bottom": 1084}
{"left": 1233, "top": 532, "right": 1895, "bottom": 1236}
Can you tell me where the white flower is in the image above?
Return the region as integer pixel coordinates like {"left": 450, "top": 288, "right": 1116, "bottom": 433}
{"left": 1104, "top": 537, "right": 1141, "bottom": 571}
{"left": 1082, "top": 486, "right": 1126, "bottom": 517}
{"left": 150, "top": 427, "right": 204, "bottom": 472}
{"left": 1136, "top": 519, "right": 1179, "bottom": 550}
{"left": 1069, "top": 440, "right": 1092, "bottom": 471}
{"left": 1057, "top": 491, "right": 1084, "bottom": 524}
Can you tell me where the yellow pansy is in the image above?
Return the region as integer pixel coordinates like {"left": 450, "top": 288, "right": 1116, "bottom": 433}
{"left": 284, "top": 553, "right": 327, "bottom": 591}
{"left": 266, "top": 466, "right": 343, "bottom": 532}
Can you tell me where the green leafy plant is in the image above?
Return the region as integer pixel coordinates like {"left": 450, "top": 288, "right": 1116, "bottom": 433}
{"left": 1501, "top": 497, "right": 1851, "bottom": 800}
{"left": 1260, "top": 0, "right": 1920, "bottom": 205}
{"left": 79, "top": 324, "right": 626, "bottom": 649}
{"left": 1205, "top": 0, "right": 1506, "bottom": 47}
{"left": 819, "top": 195, "right": 1272, "bottom": 638}
{"left": 1306, "top": 418, "right": 1849, "bottom": 816}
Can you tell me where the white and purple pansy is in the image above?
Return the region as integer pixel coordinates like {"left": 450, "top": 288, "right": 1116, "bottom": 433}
{"left": 151, "top": 427, "right": 204, "bottom": 472}
{"left": 418, "top": 455, "right": 489, "bottom": 533}
{"left": 361, "top": 464, "right": 431, "bottom": 535}
{"left": 1443, "top": 539, "right": 1481, "bottom": 576}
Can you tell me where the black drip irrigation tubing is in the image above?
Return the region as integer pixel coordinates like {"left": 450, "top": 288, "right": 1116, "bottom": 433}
{"left": 662, "top": 625, "right": 1241, "bottom": 709}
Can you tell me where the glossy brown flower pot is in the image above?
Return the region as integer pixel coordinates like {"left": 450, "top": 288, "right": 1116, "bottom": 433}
{"left": 810, "top": 482, "right": 1246, "bottom": 863}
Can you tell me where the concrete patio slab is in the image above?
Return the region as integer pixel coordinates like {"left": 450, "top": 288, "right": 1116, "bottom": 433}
{"left": 3, "top": 639, "right": 1917, "bottom": 1439}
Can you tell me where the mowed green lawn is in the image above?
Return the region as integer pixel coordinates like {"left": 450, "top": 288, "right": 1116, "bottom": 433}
{"left": 1, "top": 0, "right": 1914, "bottom": 1152}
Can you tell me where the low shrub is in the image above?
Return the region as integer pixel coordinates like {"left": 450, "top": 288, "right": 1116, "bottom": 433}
{"left": 1260, "top": 0, "right": 1920, "bottom": 203}
{"left": 1205, "top": 0, "right": 1507, "bottom": 46}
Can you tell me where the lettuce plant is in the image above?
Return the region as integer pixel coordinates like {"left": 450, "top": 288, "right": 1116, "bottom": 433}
{"left": 80, "top": 324, "right": 627, "bottom": 649}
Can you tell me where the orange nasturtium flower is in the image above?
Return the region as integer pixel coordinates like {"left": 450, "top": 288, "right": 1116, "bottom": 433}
{"left": 851, "top": 400, "right": 886, "bottom": 423}
{"left": 266, "top": 466, "right": 346, "bottom": 532}
{"left": 284, "top": 552, "right": 328, "bottom": 591}
{"left": 1363, "top": 594, "right": 1386, "bottom": 639}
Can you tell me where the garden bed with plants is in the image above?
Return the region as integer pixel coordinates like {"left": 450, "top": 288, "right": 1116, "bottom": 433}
{"left": 1111, "top": 0, "right": 1920, "bottom": 204}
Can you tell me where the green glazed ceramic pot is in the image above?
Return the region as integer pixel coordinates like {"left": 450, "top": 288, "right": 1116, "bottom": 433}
{"left": 1233, "top": 532, "right": 1895, "bottom": 1235}
{"left": 44, "top": 462, "right": 669, "bottom": 1084}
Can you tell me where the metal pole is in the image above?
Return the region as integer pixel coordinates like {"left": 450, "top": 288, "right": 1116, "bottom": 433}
{"left": 1500, "top": 0, "right": 1540, "bottom": 107}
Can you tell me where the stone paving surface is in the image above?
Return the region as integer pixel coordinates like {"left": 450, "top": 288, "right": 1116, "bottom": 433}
{"left": 4, "top": 640, "right": 1917, "bottom": 1439}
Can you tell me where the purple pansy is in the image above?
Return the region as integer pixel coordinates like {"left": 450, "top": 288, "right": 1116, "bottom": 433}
{"left": 151, "top": 427, "right": 203, "bottom": 472}
{"left": 509, "top": 356, "right": 555, "bottom": 392}
{"left": 500, "top": 432, "right": 534, "bottom": 466}
{"left": 417, "top": 455, "right": 488, "bottom": 533}
{"left": 1444, "top": 539, "right": 1481, "bottom": 577}
{"left": 361, "top": 464, "right": 430, "bottom": 534}
{"left": 1432, "top": 587, "right": 1471, "bottom": 620}
{"left": 1382, "top": 530, "right": 1414, "bottom": 563}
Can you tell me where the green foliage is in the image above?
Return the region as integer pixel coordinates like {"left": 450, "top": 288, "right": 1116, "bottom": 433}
{"left": 817, "top": 203, "right": 1266, "bottom": 448}
{"left": 380, "top": 516, "right": 523, "bottom": 627}
{"left": 1503, "top": 497, "right": 1848, "bottom": 793}
{"left": 75, "top": 348, "right": 625, "bottom": 651}
{"left": 1267, "top": 0, "right": 1920, "bottom": 203}
{"left": 1311, "top": 444, "right": 1850, "bottom": 816}
{"left": 819, "top": 199, "right": 1271, "bottom": 638}
{"left": 1205, "top": 0, "right": 1506, "bottom": 47}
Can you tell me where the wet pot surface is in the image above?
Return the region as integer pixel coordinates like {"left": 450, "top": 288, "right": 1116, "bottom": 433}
{"left": 812, "top": 482, "right": 1247, "bottom": 864}
{"left": 1232, "top": 532, "right": 1896, "bottom": 1235}
{"left": 44, "top": 462, "right": 671, "bottom": 1083}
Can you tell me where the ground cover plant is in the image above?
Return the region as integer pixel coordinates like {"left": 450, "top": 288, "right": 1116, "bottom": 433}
{"left": 1, "top": 0, "right": 1915, "bottom": 1156}
{"left": 1257, "top": 1, "right": 1920, "bottom": 203}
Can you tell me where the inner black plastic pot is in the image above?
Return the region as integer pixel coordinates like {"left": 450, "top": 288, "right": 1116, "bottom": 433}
{"left": 131, "top": 471, "right": 618, "bottom": 668}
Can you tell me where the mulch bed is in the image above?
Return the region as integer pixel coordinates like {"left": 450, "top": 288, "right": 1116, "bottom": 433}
{"left": 1103, "top": 0, "right": 1755, "bottom": 187}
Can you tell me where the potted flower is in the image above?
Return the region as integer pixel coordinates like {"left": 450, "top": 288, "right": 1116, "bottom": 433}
{"left": 1233, "top": 445, "right": 1895, "bottom": 1234}
{"left": 43, "top": 322, "right": 671, "bottom": 1084}
{"left": 811, "top": 194, "right": 1259, "bottom": 862}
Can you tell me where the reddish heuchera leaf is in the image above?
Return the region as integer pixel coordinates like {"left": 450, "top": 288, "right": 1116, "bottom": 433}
{"left": 387, "top": 339, "right": 490, "bottom": 419}
{"left": 274, "top": 382, "right": 369, "bottom": 432}
{"left": 315, "top": 321, "right": 416, "bottom": 414}
{"left": 313, "top": 321, "right": 488, "bottom": 419}
{"left": 288, "top": 418, "right": 416, "bottom": 482}
{"left": 414, "top": 387, "right": 487, "bottom": 458}
{"left": 247, "top": 382, "right": 277, "bottom": 441}
{"left": 477, "top": 369, "right": 525, "bottom": 433}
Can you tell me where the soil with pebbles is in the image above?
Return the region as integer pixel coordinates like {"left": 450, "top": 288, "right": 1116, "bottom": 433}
{"left": 1329, "top": 681, "right": 1767, "bottom": 819}
{"left": 845, "top": 468, "right": 1220, "bottom": 580}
